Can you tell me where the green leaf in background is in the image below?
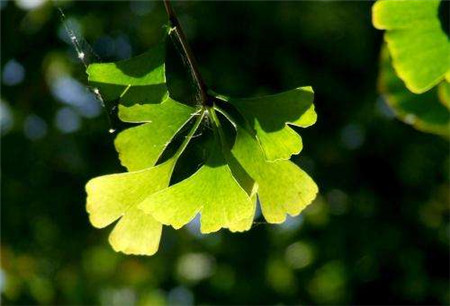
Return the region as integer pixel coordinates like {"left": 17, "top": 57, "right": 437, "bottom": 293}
{"left": 86, "top": 29, "right": 318, "bottom": 256}
{"left": 373, "top": 0, "right": 450, "bottom": 94}
{"left": 378, "top": 45, "right": 450, "bottom": 137}
{"left": 438, "top": 81, "right": 450, "bottom": 109}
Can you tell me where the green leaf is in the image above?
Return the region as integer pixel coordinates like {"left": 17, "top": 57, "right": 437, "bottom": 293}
{"left": 86, "top": 160, "right": 174, "bottom": 255}
{"left": 139, "top": 134, "right": 256, "bottom": 234}
{"left": 108, "top": 206, "right": 162, "bottom": 256}
{"left": 221, "top": 87, "right": 316, "bottom": 161}
{"left": 438, "top": 81, "right": 450, "bottom": 110}
{"left": 87, "top": 41, "right": 166, "bottom": 102}
{"left": 378, "top": 45, "right": 450, "bottom": 137}
{"left": 86, "top": 35, "right": 198, "bottom": 171}
{"left": 373, "top": 0, "right": 450, "bottom": 93}
{"left": 115, "top": 97, "right": 196, "bottom": 171}
{"left": 232, "top": 127, "right": 318, "bottom": 223}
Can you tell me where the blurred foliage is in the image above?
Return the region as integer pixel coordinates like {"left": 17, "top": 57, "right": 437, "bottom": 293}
{"left": 372, "top": 0, "right": 450, "bottom": 94}
{"left": 378, "top": 45, "right": 450, "bottom": 137}
{"left": 1, "top": 0, "right": 449, "bottom": 305}
{"left": 373, "top": 0, "right": 450, "bottom": 137}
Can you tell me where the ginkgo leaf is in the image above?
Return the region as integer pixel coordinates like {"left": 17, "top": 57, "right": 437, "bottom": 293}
{"left": 231, "top": 127, "right": 318, "bottom": 223}
{"left": 378, "top": 45, "right": 450, "bottom": 137}
{"left": 222, "top": 87, "right": 316, "bottom": 161}
{"left": 86, "top": 34, "right": 200, "bottom": 171}
{"left": 86, "top": 160, "right": 174, "bottom": 255}
{"left": 115, "top": 97, "right": 197, "bottom": 171}
{"left": 139, "top": 134, "right": 256, "bottom": 234}
{"left": 87, "top": 40, "right": 166, "bottom": 102}
{"left": 108, "top": 206, "right": 162, "bottom": 256}
{"left": 373, "top": 0, "right": 450, "bottom": 93}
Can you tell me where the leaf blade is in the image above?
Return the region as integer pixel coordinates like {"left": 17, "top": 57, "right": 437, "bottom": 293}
{"left": 139, "top": 138, "right": 255, "bottom": 233}
{"left": 227, "top": 87, "right": 316, "bottom": 161}
{"left": 372, "top": 0, "right": 450, "bottom": 93}
{"left": 232, "top": 127, "right": 318, "bottom": 223}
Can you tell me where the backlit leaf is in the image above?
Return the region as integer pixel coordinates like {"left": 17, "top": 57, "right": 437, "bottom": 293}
{"left": 115, "top": 98, "right": 196, "bottom": 171}
{"left": 139, "top": 134, "right": 256, "bottom": 234}
{"left": 232, "top": 127, "right": 318, "bottom": 223}
{"left": 378, "top": 45, "right": 450, "bottom": 137}
{"left": 87, "top": 41, "right": 166, "bottom": 101}
{"left": 224, "top": 87, "right": 316, "bottom": 161}
{"left": 373, "top": 0, "right": 450, "bottom": 93}
{"left": 86, "top": 160, "right": 174, "bottom": 255}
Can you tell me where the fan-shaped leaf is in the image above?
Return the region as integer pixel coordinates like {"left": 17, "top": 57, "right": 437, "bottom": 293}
{"left": 232, "top": 127, "right": 318, "bottom": 223}
{"left": 86, "top": 159, "right": 174, "bottom": 255}
{"left": 224, "top": 87, "right": 316, "bottom": 161}
{"left": 139, "top": 135, "right": 256, "bottom": 233}
{"left": 378, "top": 45, "right": 450, "bottom": 137}
{"left": 115, "top": 98, "right": 197, "bottom": 171}
{"left": 373, "top": 0, "right": 450, "bottom": 93}
{"left": 87, "top": 41, "right": 166, "bottom": 101}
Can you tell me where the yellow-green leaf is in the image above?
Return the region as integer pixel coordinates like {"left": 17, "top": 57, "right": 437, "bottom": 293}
{"left": 115, "top": 98, "right": 197, "bottom": 171}
{"left": 226, "top": 87, "right": 316, "bottom": 161}
{"left": 373, "top": 0, "right": 450, "bottom": 93}
{"left": 232, "top": 127, "right": 318, "bottom": 223}
{"left": 139, "top": 137, "right": 255, "bottom": 234}
{"left": 86, "top": 160, "right": 174, "bottom": 255}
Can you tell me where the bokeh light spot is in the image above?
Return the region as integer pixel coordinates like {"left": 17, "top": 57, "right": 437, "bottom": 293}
{"left": 51, "top": 75, "right": 101, "bottom": 118}
{"left": 341, "top": 124, "right": 365, "bottom": 149}
{"left": 168, "top": 286, "right": 194, "bottom": 306}
{"left": 285, "top": 241, "right": 314, "bottom": 269}
{"left": 177, "top": 253, "right": 215, "bottom": 282}
{"left": 2, "top": 59, "right": 25, "bottom": 86}
{"left": 14, "top": 0, "right": 45, "bottom": 11}
{"left": 55, "top": 107, "right": 81, "bottom": 133}
{"left": 23, "top": 114, "right": 47, "bottom": 140}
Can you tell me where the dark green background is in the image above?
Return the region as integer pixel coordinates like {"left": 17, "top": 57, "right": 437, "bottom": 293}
{"left": 1, "top": 0, "right": 449, "bottom": 305}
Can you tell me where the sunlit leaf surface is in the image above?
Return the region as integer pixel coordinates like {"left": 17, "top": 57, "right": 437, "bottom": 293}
{"left": 378, "top": 45, "right": 450, "bottom": 137}
{"left": 373, "top": 0, "right": 450, "bottom": 93}
{"left": 139, "top": 137, "right": 256, "bottom": 234}
{"left": 226, "top": 88, "right": 316, "bottom": 161}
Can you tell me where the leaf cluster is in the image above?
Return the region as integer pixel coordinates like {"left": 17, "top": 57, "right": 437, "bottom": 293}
{"left": 85, "top": 32, "right": 318, "bottom": 255}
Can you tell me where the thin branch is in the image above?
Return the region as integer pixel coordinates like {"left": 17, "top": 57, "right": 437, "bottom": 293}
{"left": 163, "top": 0, "right": 210, "bottom": 106}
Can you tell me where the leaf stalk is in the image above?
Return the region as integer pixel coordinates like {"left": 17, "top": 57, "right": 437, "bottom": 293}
{"left": 173, "top": 110, "right": 206, "bottom": 160}
{"left": 209, "top": 107, "right": 230, "bottom": 150}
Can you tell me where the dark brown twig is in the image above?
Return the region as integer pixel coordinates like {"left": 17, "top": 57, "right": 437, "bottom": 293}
{"left": 163, "top": 0, "right": 210, "bottom": 106}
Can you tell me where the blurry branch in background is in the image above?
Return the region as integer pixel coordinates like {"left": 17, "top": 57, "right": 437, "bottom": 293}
{"left": 163, "top": 0, "right": 210, "bottom": 106}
